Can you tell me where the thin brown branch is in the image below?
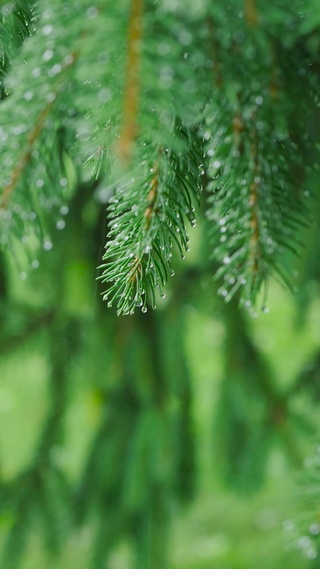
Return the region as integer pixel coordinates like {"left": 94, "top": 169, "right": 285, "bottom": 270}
{"left": 233, "top": 112, "right": 245, "bottom": 153}
{"left": 129, "top": 255, "right": 142, "bottom": 283}
{"left": 117, "top": 0, "right": 144, "bottom": 163}
{"left": 248, "top": 128, "right": 260, "bottom": 273}
{"left": 244, "top": 0, "right": 258, "bottom": 26}
{"left": 270, "top": 43, "right": 279, "bottom": 100}
{"left": 130, "top": 157, "right": 159, "bottom": 283}
{"left": 144, "top": 163, "right": 159, "bottom": 229}
{"left": 0, "top": 100, "right": 56, "bottom": 209}
{"left": 0, "top": 52, "right": 78, "bottom": 210}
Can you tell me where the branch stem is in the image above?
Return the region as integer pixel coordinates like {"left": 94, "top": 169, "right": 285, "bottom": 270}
{"left": 118, "top": 0, "right": 144, "bottom": 163}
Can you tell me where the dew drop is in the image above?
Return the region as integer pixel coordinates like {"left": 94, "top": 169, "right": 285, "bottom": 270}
{"left": 42, "top": 49, "right": 54, "bottom": 62}
{"left": 24, "top": 91, "right": 34, "bottom": 101}
{"left": 60, "top": 205, "right": 69, "bottom": 215}
{"left": 32, "top": 67, "right": 41, "bottom": 78}
{"left": 309, "top": 524, "right": 320, "bottom": 536}
{"left": 56, "top": 219, "right": 66, "bottom": 230}
{"left": 43, "top": 240, "right": 53, "bottom": 251}
{"left": 42, "top": 24, "right": 53, "bottom": 35}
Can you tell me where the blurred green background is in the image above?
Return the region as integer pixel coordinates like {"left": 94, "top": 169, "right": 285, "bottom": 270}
{"left": 0, "top": 180, "right": 319, "bottom": 569}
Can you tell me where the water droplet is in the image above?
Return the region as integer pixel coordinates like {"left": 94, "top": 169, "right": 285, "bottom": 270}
{"left": 43, "top": 240, "right": 53, "bottom": 251}
{"left": 32, "top": 67, "right": 41, "bottom": 78}
{"left": 309, "top": 523, "right": 320, "bottom": 536}
{"left": 49, "top": 63, "right": 62, "bottom": 76}
{"left": 31, "top": 260, "right": 39, "bottom": 269}
{"left": 42, "top": 24, "right": 53, "bottom": 35}
{"left": 24, "top": 91, "right": 33, "bottom": 101}
{"left": 158, "top": 42, "right": 170, "bottom": 56}
{"left": 307, "top": 549, "right": 317, "bottom": 560}
{"left": 19, "top": 272, "right": 27, "bottom": 280}
{"left": 223, "top": 256, "right": 231, "bottom": 264}
{"left": 86, "top": 6, "right": 99, "bottom": 18}
{"left": 60, "top": 205, "right": 69, "bottom": 215}
{"left": 56, "top": 219, "right": 66, "bottom": 230}
{"left": 42, "top": 49, "right": 54, "bottom": 62}
{"left": 179, "top": 30, "right": 192, "bottom": 46}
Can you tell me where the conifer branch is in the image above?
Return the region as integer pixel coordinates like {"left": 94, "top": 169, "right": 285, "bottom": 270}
{"left": 100, "top": 132, "right": 202, "bottom": 314}
{"left": 117, "top": 0, "right": 144, "bottom": 163}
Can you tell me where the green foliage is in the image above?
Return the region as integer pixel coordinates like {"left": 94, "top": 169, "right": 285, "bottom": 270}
{"left": 0, "top": 0, "right": 319, "bottom": 312}
{"left": 0, "top": 3, "right": 320, "bottom": 568}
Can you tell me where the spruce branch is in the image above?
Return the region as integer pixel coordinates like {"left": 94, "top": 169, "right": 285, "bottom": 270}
{"left": 99, "top": 131, "right": 202, "bottom": 315}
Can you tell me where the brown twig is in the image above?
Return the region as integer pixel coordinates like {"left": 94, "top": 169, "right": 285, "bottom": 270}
{"left": 117, "top": 0, "right": 144, "bottom": 163}
{"left": 248, "top": 128, "right": 260, "bottom": 273}
{"left": 0, "top": 52, "right": 78, "bottom": 210}
{"left": 244, "top": 0, "right": 258, "bottom": 26}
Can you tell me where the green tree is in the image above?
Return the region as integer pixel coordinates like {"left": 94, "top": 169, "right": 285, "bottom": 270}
{"left": 0, "top": 1, "right": 320, "bottom": 569}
